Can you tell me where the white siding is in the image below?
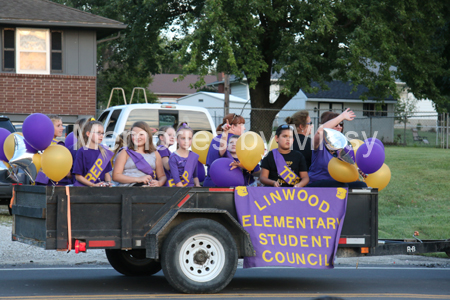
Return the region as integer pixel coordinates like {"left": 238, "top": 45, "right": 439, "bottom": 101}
{"left": 230, "top": 83, "right": 249, "bottom": 100}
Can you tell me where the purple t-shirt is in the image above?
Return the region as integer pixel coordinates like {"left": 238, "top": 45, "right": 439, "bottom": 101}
{"left": 158, "top": 145, "right": 172, "bottom": 183}
{"left": 204, "top": 134, "right": 230, "bottom": 187}
{"left": 73, "top": 148, "right": 112, "bottom": 185}
{"left": 308, "top": 141, "right": 334, "bottom": 183}
{"left": 169, "top": 151, "right": 198, "bottom": 187}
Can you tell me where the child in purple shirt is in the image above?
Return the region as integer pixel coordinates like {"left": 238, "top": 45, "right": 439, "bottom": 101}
{"left": 168, "top": 123, "right": 200, "bottom": 187}
{"left": 73, "top": 121, "right": 113, "bottom": 187}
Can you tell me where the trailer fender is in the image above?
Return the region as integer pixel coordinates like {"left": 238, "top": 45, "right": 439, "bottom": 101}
{"left": 145, "top": 208, "right": 255, "bottom": 260}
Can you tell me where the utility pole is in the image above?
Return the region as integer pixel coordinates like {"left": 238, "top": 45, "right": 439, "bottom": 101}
{"left": 224, "top": 74, "right": 230, "bottom": 116}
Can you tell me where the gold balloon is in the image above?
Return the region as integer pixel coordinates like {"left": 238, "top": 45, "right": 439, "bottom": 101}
{"left": 268, "top": 136, "right": 278, "bottom": 151}
{"left": 41, "top": 145, "right": 73, "bottom": 182}
{"left": 349, "top": 139, "right": 364, "bottom": 154}
{"left": 328, "top": 157, "right": 359, "bottom": 183}
{"left": 236, "top": 131, "right": 265, "bottom": 171}
{"left": 365, "top": 163, "right": 391, "bottom": 191}
{"left": 192, "top": 131, "right": 213, "bottom": 165}
{"left": 3, "top": 132, "right": 23, "bottom": 161}
{"left": 32, "top": 153, "right": 42, "bottom": 172}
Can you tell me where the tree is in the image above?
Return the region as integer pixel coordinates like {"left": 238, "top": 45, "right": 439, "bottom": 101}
{"left": 144, "top": 0, "right": 450, "bottom": 137}
{"left": 394, "top": 93, "right": 417, "bottom": 145}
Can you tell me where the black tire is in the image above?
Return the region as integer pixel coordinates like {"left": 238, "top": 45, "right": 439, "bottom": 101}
{"left": 161, "top": 218, "right": 238, "bottom": 294}
{"left": 105, "top": 249, "right": 161, "bottom": 276}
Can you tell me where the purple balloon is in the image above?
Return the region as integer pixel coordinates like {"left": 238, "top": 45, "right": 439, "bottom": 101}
{"left": 210, "top": 158, "right": 245, "bottom": 187}
{"left": 65, "top": 132, "right": 77, "bottom": 148}
{"left": 24, "top": 139, "right": 38, "bottom": 154}
{"left": 22, "top": 113, "right": 54, "bottom": 151}
{"left": 365, "top": 137, "right": 384, "bottom": 150}
{"left": 356, "top": 142, "right": 385, "bottom": 174}
{"left": 0, "top": 128, "right": 11, "bottom": 161}
{"left": 197, "top": 161, "right": 205, "bottom": 183}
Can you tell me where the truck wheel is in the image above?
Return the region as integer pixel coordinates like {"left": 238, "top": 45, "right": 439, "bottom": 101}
{"left": 161, "top": 218, "right": 238, "bottom": 294}
{"left": 105, "top": 249, "right": 161, "bottom": 276}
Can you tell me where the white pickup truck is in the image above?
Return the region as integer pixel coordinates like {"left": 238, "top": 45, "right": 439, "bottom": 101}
{"left": 97, "top": 103, "right": 217, "bottom": 149}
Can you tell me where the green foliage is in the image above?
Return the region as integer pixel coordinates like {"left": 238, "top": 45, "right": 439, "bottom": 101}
{"left": 395, "top": 94, "right": 418, "bottom": 124}
{"left": 145, "top": 0, "right": 450, "bottom": 136}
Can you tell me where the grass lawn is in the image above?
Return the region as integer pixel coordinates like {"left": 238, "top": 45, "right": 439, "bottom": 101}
{"left": 378, "top": 146, "right": 450, "bottom": 240}
{"left": 393, "top": 128, "right": 442, "bottom": 147}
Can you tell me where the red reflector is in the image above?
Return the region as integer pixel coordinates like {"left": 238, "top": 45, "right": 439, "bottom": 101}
{"left": 89, "top": 240, "right": 116, "bottom": 247}
{"left": 209, "top": 188, "right": 234, "bottom": 192}
{"left": 177, "top": 194, "right": 191, "bottom": 207}
{"left": 339, "top": 238, "right": 346, "bottom": 244}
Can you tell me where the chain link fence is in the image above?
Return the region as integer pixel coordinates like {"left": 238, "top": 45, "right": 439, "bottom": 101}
{"left": 208, "top": 107, "right": 450, "bottom": 148}
{"left": 96, "top": 105, "right": 450, "bottom": 149}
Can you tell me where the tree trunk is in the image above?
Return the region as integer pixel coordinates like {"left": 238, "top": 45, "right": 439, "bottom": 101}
{"left": 403, "top": 116, "right": 407, "bottom": 146}
{"left": 248, "top": 71, "right": 293, "bottom": 141}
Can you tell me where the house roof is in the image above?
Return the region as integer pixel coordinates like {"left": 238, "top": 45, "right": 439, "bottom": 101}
{"left": 0, "top": 0, "right": 126, "bottom": 39}
{"left": 149, "top": 74, "right": 218, "bottom": 95}
{"left": 304, "top": 81, "right": 396, "bottom": 102}
{"left": 178, "top": 92, "right": 248, "bottom": 103}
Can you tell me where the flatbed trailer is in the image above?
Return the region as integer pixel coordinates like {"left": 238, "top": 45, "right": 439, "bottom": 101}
{"left": 11, "top": 186, "right": 450, "bottom": 293}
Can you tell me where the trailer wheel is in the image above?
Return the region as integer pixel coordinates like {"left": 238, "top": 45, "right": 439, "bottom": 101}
{"left": 105, "top": 249, "right": 161, "bottom": 276}
{"left": 161, "top": 218, "right": 238, "bottom": 293}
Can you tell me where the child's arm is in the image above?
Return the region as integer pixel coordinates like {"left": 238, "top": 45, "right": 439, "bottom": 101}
{"left": 150, "top": 151, "right": 167, "bottom": 187}
{"left": 113, "top": 151, "right": 152, "bottom": 184}
{"left": 104, "top": 173, "right": 112, "bottom": 182}
{"left": 295, "top": 171, "right": 309, "bottom": 187}
{"left": 219, "top": 120, "right": 231, "bottom": 157}
{"left": 75, "top": 174, "right": 104, "bottom": 187}
{"left": 162, "top": 156, "right": 170, "bottom": 171}
{"left": 193, "top": 177, "right": 200, "bottom": 187}
{"left": 260, "top": 168, "right": 279, "bottom": 187}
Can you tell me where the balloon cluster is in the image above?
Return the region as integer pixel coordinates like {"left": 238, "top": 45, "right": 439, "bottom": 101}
{"left": 326, "top": 129, "right": 391, "bottom": 191}
{"left": 0, "top": 113, "right": 73, "bottom": 184}
{"left": 192, "top": 131, "right": 265, "bottom": 187}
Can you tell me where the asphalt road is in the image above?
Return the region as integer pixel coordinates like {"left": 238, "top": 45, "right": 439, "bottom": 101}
{"left": 0, "top": 265, "right": 449, "bottom": 300}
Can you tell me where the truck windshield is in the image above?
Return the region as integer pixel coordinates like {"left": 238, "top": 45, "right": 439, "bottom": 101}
{"left": 179, "top": 111, "right": 212, "bottom": 133}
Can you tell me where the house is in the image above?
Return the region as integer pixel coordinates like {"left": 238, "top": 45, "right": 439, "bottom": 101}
{"left": 0, "top": 0, "right": 126, "bottom": 123}
{"left": 301, "top": 81, "right": 397, "bottom": 142}
{"left": 148, "top": 74, "right": 218, "bottom": 103}
{"left": 176, "top": 91, "right": 250, "bottom": 128}
{"left": 209, "top": 75, "right": 398, "bottom": 142}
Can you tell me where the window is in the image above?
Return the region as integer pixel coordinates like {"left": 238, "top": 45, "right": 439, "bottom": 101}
{"left": 363, "top": 103, "right": 388, "bottom": 117}
{"left": 16, "top": 28, "right": 50, "bottom": 74}
{"left": 2, "top": 28, "right": 15, "bottom": 71}
{"left": 51, "top": 31, "right": 62, "bottom": 72}
{"left": 125, "top": 109, "right": 159, "bottom": 131}
{"left": 105, "top": 109, "right": 122, "bottom": 137}
{"left": 1, "top": 28, "right": 63, "bottom": 74}
{"left": 179, "top": 111, "right": 212, "bottom": 133}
